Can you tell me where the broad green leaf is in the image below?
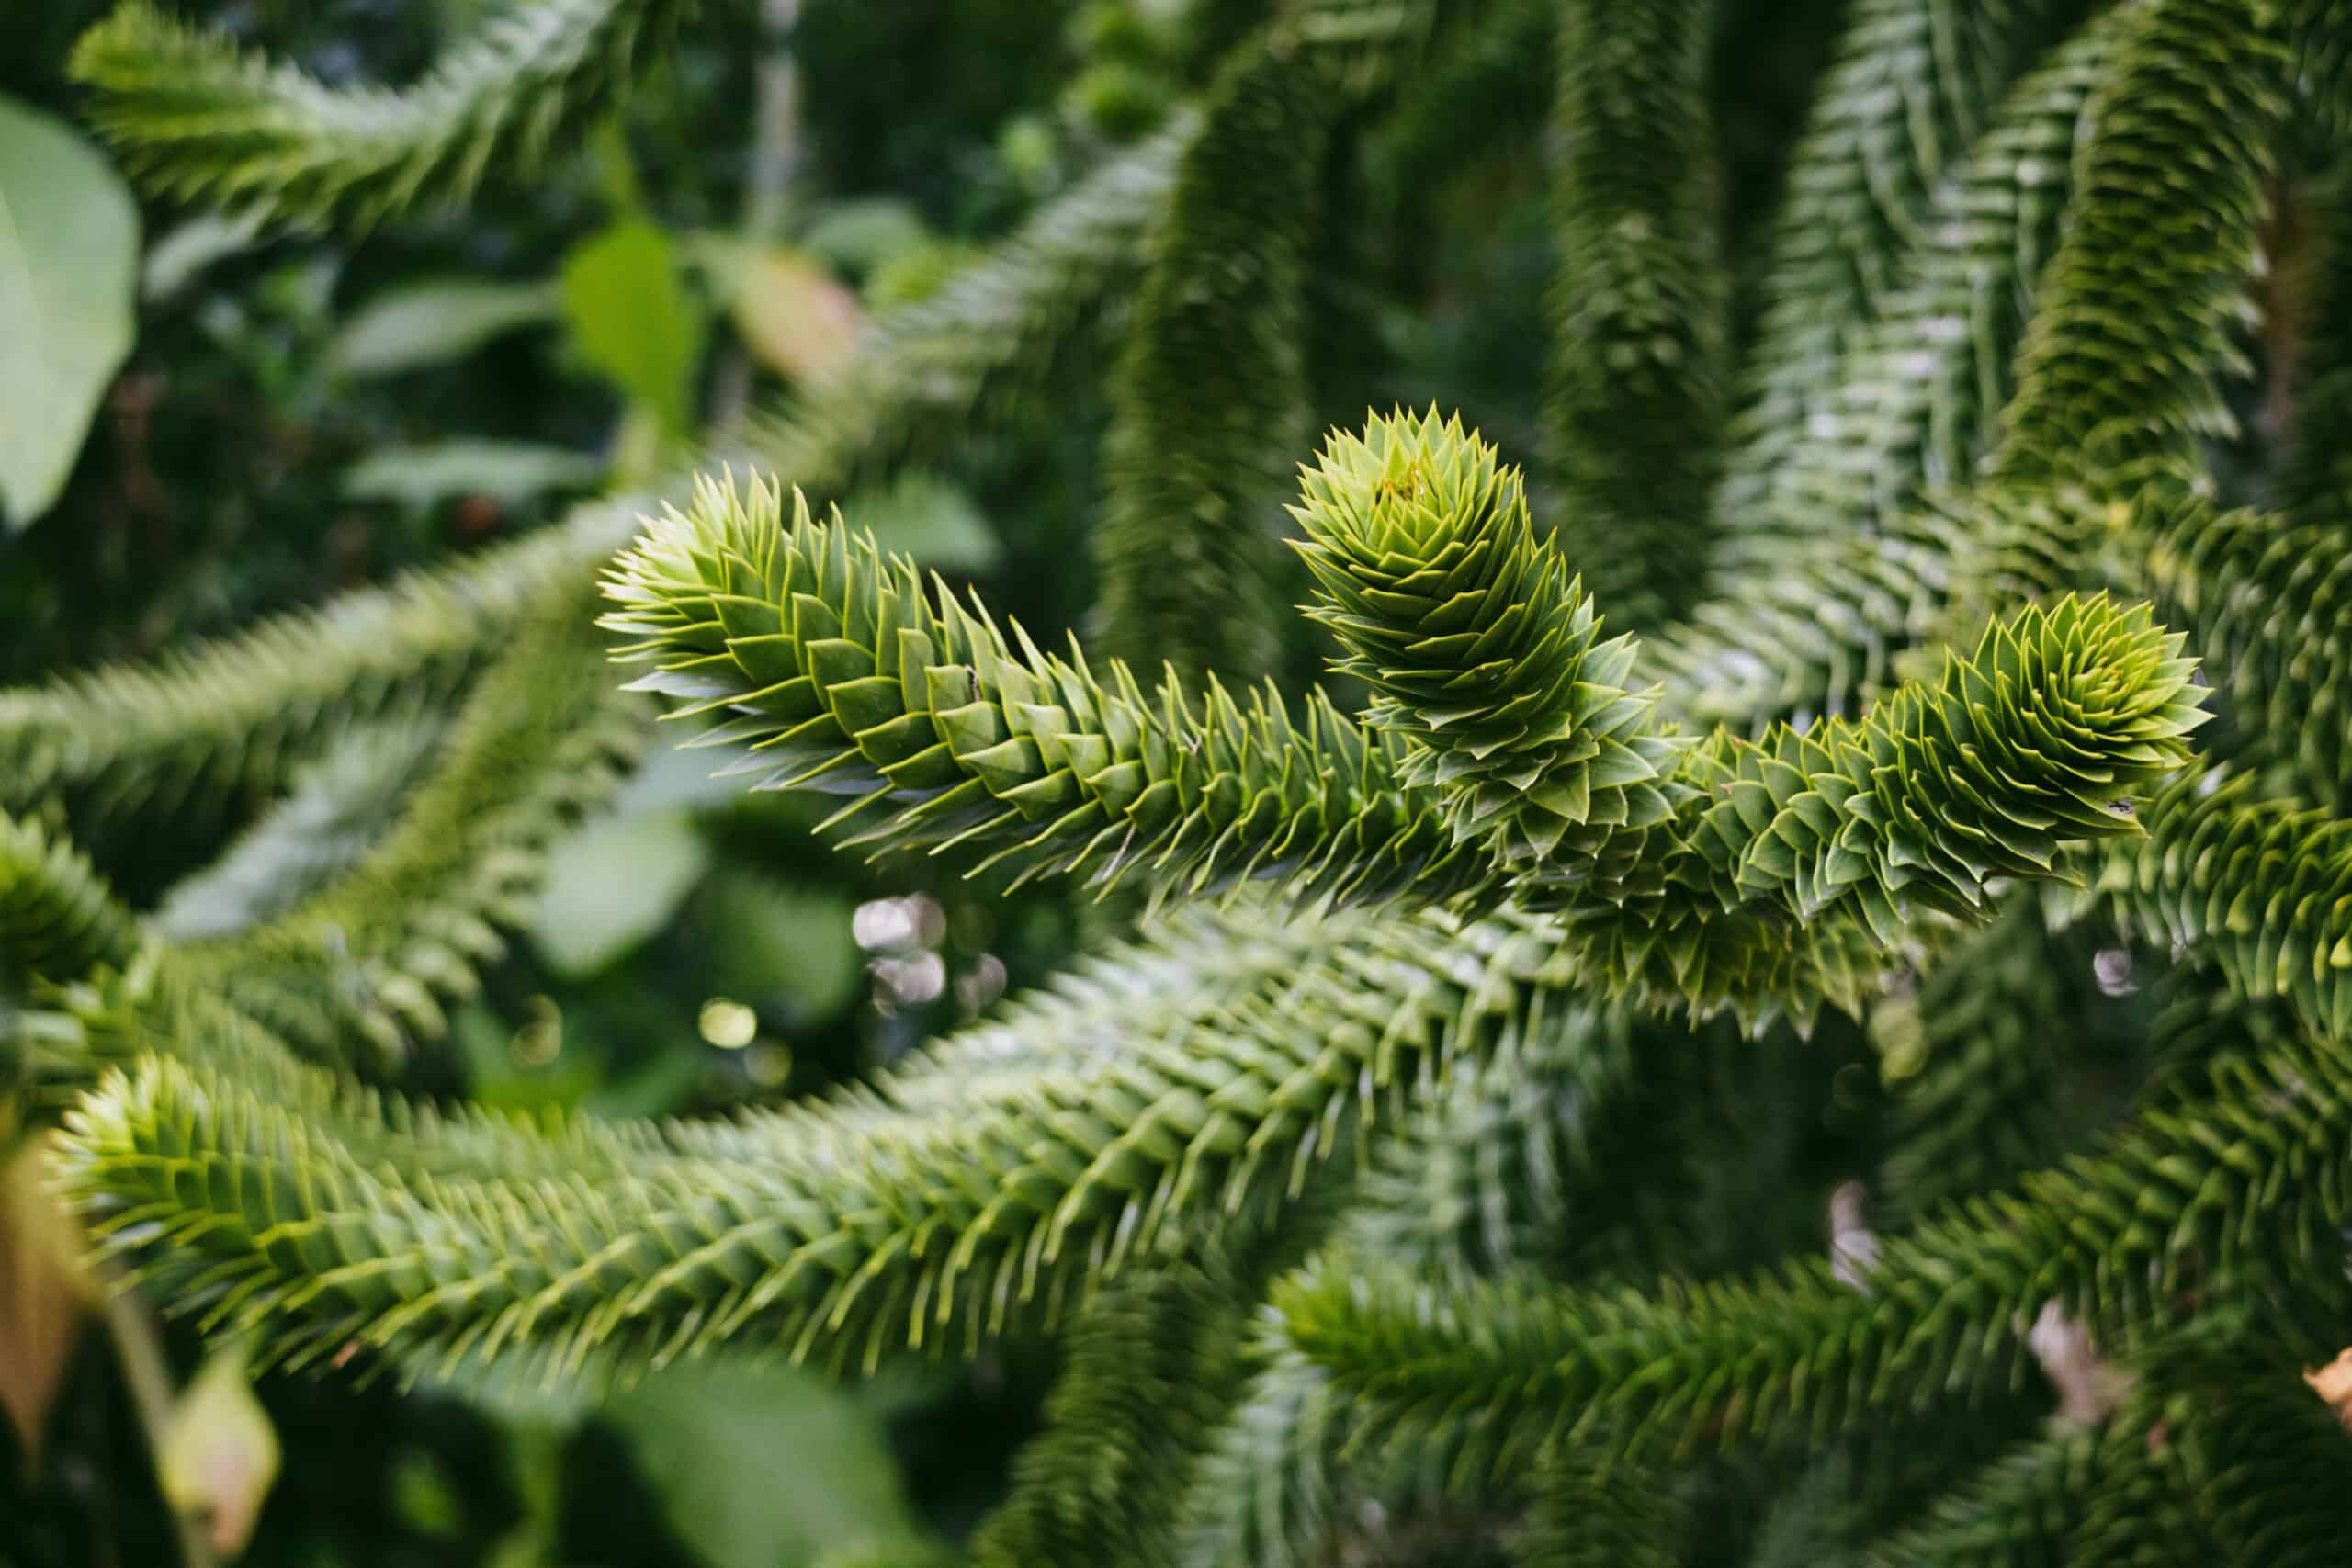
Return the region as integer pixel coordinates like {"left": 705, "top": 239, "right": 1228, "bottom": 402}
{"left": 560, "top": 220, "right": 706, "bottom": 437}
{"left": 605, "top": 1361, "right": 921, "bottom": 1568}
{"left": 845, "top": 471, "right": 1001, "bottom": 574}
{"left": 528, "top": 808, "right": 711, "bottom": 977}
{"left": 389, "top": 1449, "right": 464, "bottom": 1539}
{"left": 703, "top": 873, "right": 864, "bottom": 1026}
{"left": 329, "top": 276, "right": 560, "bottom": 378}
{"left": 342, "top": 438, "right": 605, "bottom": 512}
{"left": 0, "top": 95, "right": 139, "bottom": 528}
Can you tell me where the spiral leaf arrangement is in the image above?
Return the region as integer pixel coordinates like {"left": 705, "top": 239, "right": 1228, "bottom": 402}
{"left": 1292, "top": 411, "right": 1687, "bottom": 871}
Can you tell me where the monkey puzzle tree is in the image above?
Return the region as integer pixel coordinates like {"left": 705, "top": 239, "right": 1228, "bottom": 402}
{"left": 10, "top": 0, "right": 2352, "bottom": 1562}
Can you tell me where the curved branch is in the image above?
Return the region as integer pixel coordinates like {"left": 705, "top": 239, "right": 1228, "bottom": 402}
{"left": 169, "top": 588, "right": 643, "bottom": 1067}
{"left": 1276, "top": 1025, "right": 2352, "bottom": 1475}
{"left": 0, "top": 811, "right": 143, "bottom": 994}
{"left": 0, "top": 498, "right": 640, "bottom": 837}
{"left": 71, "top": 0, "right": 694, "bottom": 230}
{"left": 1990, "top": 0, "right": 2290, "bottom": 490}
{"left": 602, "top": 472, "right": 1487, "bottom": 910}
{"left": 52, "top": 906, "right": 1574, "bottom": 1377}
{"left": 1543, "top": 0, "right": 1727, "bottom": 626}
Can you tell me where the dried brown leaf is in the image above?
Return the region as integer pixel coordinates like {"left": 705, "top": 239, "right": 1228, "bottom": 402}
{"left": 0, "top": 1136, "right": 97, "bottom": 1477}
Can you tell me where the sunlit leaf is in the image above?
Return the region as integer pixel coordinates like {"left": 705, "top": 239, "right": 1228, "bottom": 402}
{"left": 390, "top": 1448, "right": 465, "bottom": 1538}
{"left": 2307, "top": 1348, "right": 2352, "bottom": 1432}
{"left": 561, "top": 220, "right": 706, "bottom": 437}
{"left": 0, "top": 94, "right": 139, "bottom": 528}
{"left": 729, "top": 244, "right": 864, "bottom": 388}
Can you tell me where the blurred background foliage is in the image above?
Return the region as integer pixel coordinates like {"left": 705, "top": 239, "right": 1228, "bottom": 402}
{"left": 0, "top": 0, "right": 1843, "bottom": 1562}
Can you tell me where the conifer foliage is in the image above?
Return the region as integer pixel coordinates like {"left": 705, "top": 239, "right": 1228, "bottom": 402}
{"left": 15, "top": 0, "right": 2352, "bottom": 1562}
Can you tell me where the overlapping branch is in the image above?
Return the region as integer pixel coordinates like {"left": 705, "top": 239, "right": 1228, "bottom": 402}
{"left": 1276, "top": 1023, "right": 2352, "bottom": 1475}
